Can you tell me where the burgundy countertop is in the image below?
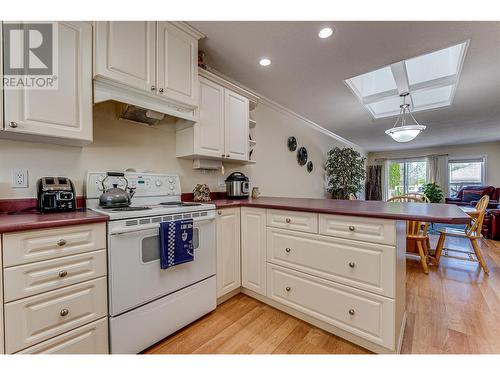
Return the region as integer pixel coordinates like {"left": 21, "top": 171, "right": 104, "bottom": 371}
{"left": 209, "top": 197, "right": 471, "bottom": 224}
{"left": 0, "top": 210, "right": 108, "bottom": 234}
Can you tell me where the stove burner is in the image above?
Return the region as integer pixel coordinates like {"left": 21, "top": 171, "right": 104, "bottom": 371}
{"left": 111, "top": 206, "right": 153, "bottom": 212}
{"left": 159, "top": 202, "right": 202, "bottom": 207}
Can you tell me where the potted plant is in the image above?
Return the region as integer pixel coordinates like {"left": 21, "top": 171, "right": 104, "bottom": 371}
{"left": 422, "top": 182, "right": 444, "bottom": 203}
{"left": 325, "top": 147, "right": 366, "bottom": 199}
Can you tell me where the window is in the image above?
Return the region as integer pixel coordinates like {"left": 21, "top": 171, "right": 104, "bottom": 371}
{"left": 448, "top": 158, "right": 485, "bottom": 197}
{"left": 344, "top": 41, "right": 469, "bottom": 119}
{"left": 388, "top": 160, "right": 427, "bottom": 198}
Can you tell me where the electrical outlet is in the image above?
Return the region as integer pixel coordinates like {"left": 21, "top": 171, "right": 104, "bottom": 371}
{"left": 217, "top": 176, "right": 226, "bottom": 189}
{"left": 12, "top": 169, "right": 28, "bottom": 188}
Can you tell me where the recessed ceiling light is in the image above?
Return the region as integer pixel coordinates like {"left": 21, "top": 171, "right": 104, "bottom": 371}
{"left": 318, "top": 27, "right": 334, "bottom": 39}
{"left": 259, "top": 58, "right": 271, "bottom": 67}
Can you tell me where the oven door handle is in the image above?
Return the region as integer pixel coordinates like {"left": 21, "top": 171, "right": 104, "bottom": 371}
{"left": 110, "top": 223, "right": 160, "bottom": 235}
{"left": 109, "top": 216, "right": 215, "bottom": 235}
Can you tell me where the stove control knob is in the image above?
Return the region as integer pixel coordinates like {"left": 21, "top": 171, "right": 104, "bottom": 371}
{"left": 169, "top": 184, "right": 175, "bottom": 190}
{"left": 168, "top": 177, "right": 174, "bottom": 183}
{"left": 155, "top": 179, "right": 162, "bottom": 187}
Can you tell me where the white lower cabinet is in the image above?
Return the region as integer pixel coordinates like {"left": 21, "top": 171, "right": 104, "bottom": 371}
{"left": 17, "top": 318, "right": 108, "bottom": 354}
{"left": 0, "top": 240, "right": 4, "bottom": 354}
{"left": 241, "top": 207, "right": 267, "bottom": 296}
{"left": 1, "top": 223, "right": 108, "bottom": 354}
{"left": 216, "top": 207, "right": 241, "bottom": 298}
{"left": 239, "top": 207, "right": 405, "bottom": 354}
{"left": 267, "top": 263, "right": 395, "bottom": 349}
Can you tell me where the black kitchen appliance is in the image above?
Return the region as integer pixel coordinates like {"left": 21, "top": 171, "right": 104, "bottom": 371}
{"left": 37, "top": 177, "right": 76, "bottom": 213}
{"left": 225, "top": 172, "right": 250, "bottom": 199}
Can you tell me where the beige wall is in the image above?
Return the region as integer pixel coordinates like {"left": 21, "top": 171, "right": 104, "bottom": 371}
{"left": 0, "top": 100, "right": 361, "bottom": 200}
{"left": 367, "top": 141, "right": 500, "bottom": 186}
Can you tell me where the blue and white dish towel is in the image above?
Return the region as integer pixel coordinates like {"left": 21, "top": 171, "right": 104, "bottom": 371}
{"left": 160, "top": 219, "right": 194, "bottom": 269}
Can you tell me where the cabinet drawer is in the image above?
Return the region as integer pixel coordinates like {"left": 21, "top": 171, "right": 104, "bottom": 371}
{"left": 17, "top": 318, "right": 108, "bottom": 354}
{"left": 266, "top": 228, "right": 395, "bottom": 297}
{"left": 2, "top": 223, "right": 106, "bottom": 267}
{"left": 267, "top": 264, "right": 395, "bottom": 350}
{"left": 319, "top": 214, "right": 395, "bottom": 245}
{"left": 4, "top": 277, "right": 107, "bottom": 353}
{"left": 267, "top": 209, "right": 318, "bottom": 233}
{"left": 4, "top": 250, "right": 107, "bottom": 302}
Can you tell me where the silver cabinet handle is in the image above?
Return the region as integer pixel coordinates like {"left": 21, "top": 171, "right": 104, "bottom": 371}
{"left": 9, "top": 121, "right": 18, "bottom": 128}
{"left": 217, "top": 211, "right": 222, "bottom": 215}
{"left": 285, "top": 247, "right": 291, "bottom": 253}
{"left": 349, "top": 262, "right": 356, "bottom": 268}
{"left": 57, "top": 239, "right": 67, "bottom": 247}
{"left": 60, "top": 309, "right": 69, "bottom": 317}
{"left": 226, "top": 154, "right": 230, "bottom": 158}
{"left": 348, "top": 309, "right": 355, "bottom": 316}
{"left": 285, "top": 286, "right": 291, "bottom": 292}
{"left": 58, "top": 270, "right": 68, "bottom": 278}
{"left": 221, "top": 154, "right": 226, "bottom": 158}
{"left": 285, "top": 218, "right": 291, "bottom": 223}
{"left": 349, "top": 225, "right": 355, "bottom": 231}
{"left": 159, "top": 88, "right": 164, "bottom": 93}
{"left": 151, "top": 85, "right": 156, "bottom": 91}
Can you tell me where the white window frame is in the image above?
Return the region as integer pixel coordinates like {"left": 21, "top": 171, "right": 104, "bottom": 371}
{"left": 447, "top": 155, "right": 486, "bottom": 197}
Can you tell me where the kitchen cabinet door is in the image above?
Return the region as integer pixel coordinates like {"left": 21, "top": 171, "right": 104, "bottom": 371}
{"left": 195, "top": 77, "right": 225, "bottom": 158}
{"left": 3, "top": 22, "right": 93, "bottom": 144}
{"left": 224, "top": 89, "right": 249, "bottom": 161}
{"left": 241, "top": 207, "right": 267, "bottom": 296}
{"left": 0, "top": 23, "right": 3, "bottom": 134}
{"left": 94, "top": 21, "right": 156, "bottom": 93}
{"left": 0, "top": 240, "right": 4, "bottom": 354}
{"left": 156, "top": 22, "right": 198, "bottom": 107}
{"left": 216, "top": 208, "right": 241, "bottom": 298}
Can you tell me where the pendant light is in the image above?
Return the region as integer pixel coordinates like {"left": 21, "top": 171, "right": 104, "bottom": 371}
{"left": 385, "top": 93, "right": 426, "bottom": 142}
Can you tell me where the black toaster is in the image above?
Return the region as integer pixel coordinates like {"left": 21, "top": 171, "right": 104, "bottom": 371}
{"left": 37, "top": 177, "right": 76, "bottom": 213}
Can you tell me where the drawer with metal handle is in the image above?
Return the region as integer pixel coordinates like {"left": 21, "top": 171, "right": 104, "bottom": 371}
{"left": 4, "top": 277, "right": 107, "bottom": 353}
{"left": 3, "top": 250, "right": 107, "bottom": 302}
{"left": 266, "top": 227, "right": 395, "bottom": 297}
{"left": 266, "top": 209, "right": 318, "bottom": 233}
{"left": 266, "top": 263, "right": 395, "bottom": 350}
{"left": 319, "top": 214, "right": 396, "bottom": 245}
{"left": 2, "top": 223, "right": 106, "bottom": 267}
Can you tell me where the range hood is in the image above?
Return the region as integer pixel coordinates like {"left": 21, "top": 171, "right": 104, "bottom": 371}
{"left": 94, "top": 78, "right": 198, "bottom": 124}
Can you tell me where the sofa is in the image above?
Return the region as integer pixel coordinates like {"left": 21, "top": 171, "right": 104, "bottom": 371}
{"left": 445, "top": 185, "right": 500, "bottom": 240}
{"left": 445, "top": 185, "right": 500, "bottom": 208}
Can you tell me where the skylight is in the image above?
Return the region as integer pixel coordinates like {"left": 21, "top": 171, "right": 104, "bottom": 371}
{"left": 344, "top": 41, "right": 469, "bottom": 119}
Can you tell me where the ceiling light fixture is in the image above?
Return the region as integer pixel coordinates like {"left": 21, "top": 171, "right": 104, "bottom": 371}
{"left": 259, "top": 58, "right": 271, "bottom": 66}
{"left": 318, "top": 27, "right": 334, "bottom": 39}
{"left": 385, "top": 93, "right": 426, "bottom": 142}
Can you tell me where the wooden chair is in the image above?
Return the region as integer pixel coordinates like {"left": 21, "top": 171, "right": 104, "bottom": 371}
{"left": 434, "top": 195, "right": 490, "bottom": 274}
{"left": 388, "top": 194, "right": 431, "bottom": 274}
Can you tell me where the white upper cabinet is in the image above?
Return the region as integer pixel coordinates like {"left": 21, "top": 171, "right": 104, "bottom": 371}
{"left": 156, "top": 22, "right": 198, "bottom": 106}
{"left": 94, "top": 21, "right": 156, "bottom": 93}
{"left": 2, "top": 22, "right": 93, "bottom": 145}
{"left": 176, "top": 71, "right": 254, "bottom": 163}
{"left": 94, "top": 21, "right": 202, "bottom": 118}
{"left": 224, "top": 90, "right": 249, "bottom": 160}
{"left": 196, "top": 77, "right": 225, "bottom": 157}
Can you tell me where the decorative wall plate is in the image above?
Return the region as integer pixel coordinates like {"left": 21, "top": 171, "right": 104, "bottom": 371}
{"left": 297, "top": 147, "right": 308, "bottom": 166}
{"left": 307, "top": 161, "right": 313, "bottom": 172}
{"left": 287, "top": 136, "right": 297, "bottom": 151}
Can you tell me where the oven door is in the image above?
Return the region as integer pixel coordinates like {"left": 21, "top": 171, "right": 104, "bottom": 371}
{"left": 108, "top": 216, "right": 216, "bottom": 316}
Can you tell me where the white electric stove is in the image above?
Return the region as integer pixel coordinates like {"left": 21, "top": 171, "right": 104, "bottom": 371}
{"left": 85, "top": 171, "right": 217, "bottom": 354}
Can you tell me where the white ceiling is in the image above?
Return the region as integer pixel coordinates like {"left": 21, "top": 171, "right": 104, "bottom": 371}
{"left": 189, "top": 21, "right": 500, "bottom": 152}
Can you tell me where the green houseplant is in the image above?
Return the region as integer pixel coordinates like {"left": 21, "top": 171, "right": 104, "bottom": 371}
{"left": 325, "top": 147, "right": 366, "bottom": 199}
{"left": 422, "top": 182, "right": 444, "bottom": 203}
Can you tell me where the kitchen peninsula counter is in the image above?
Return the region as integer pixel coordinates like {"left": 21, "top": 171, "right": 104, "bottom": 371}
{"left": 209, "top": 196, "right": 471, "bottom": 224}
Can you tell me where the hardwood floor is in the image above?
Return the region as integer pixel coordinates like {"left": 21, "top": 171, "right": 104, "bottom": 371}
{"left": 144, "top": 236, "right": 500, "bottom": 355}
